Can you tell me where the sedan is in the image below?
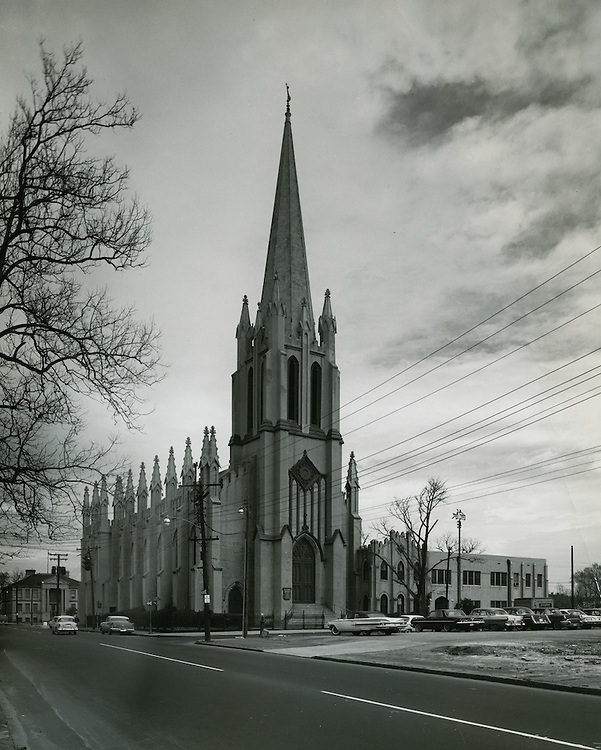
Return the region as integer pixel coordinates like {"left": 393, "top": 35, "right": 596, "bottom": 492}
{"left": 327, "top": 612, "right": 402, "bottom": 636}
{"left": 505, "top": 607, "right": 549, "bottom": 629}
{"left": 99, "top": 615, "right": 135, "bottom": 635}
{"left": 470, "top": 607, "right": 522, "bottom": 631}
{"left": 413, "top": 609, "right": 485, "bottom": 632}
{"left": 396, "top": 614, "right": 425, "bottom": 632}
{"left": 561, "top": 609, "right": 599, "bottom": 629}
{"left": 49, "top": 615, "right": 78, "bottom": 635}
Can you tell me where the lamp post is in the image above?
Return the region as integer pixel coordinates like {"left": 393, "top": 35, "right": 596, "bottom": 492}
{"left": 452, "top": 509, "right": 466, "bottom": 608}
{"left": 238, "top": 502, "right": 249, "bottom": 638}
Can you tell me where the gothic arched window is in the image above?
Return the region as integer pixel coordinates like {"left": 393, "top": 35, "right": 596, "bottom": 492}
{"left": 310, "top": 362, "right": 321, "bottom": 427}
{"left": 259, "top": 359, "right": 265, "bottom": 424}
{"left": 380, "top": 561, "right": 388, "bottom": 580}
{"left": 397, "top": 561, "right": 405, "bottom": 583}
{"left": 247, "top": 367, "right": 254, "bottom": 433}
{"left": 287, "top": 356, "right": 299, "bottom": 423}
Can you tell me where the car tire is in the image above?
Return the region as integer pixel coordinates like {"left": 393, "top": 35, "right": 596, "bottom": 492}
{"left": 329, "top": 625, "right": 340, "bottom": 636}
{"left": 414, "top": 623, "right": 422, "bottom": 632}
{"left": 442, "top": 624, "right": 452, "bottom": 633}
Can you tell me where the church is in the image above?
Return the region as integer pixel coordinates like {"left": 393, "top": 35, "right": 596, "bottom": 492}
{"left": 80, "top": 98, "right": 363, "bottom": 628}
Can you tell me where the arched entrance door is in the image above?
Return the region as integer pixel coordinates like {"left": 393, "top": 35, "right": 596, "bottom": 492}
{"left": 292, "top": 537, "right": 315, "bottom": 603}
{"left": 228, "top": 585, "right": 243, "bottom": 614}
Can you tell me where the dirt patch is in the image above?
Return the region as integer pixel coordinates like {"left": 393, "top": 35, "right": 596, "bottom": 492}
{"left": 426, "top": 637, "right": 601, "bottom": 690}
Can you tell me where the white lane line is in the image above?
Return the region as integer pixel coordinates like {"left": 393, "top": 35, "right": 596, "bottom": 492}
{"left": 322, "top": 691, "right": 597, "bottom": 749}
{"left": 100, "top": 643, "right": 223, "bottom": 671}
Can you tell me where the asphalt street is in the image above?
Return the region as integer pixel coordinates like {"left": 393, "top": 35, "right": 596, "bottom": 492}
{"left": 0, "top": 626, "right": 600, "bottom": 749}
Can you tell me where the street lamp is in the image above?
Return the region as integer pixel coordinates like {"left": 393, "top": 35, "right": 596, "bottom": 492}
{"left": 238, "top": 503, "right": 249, "bottom": 638}
{"left": 452, "top": 509, "right": 466, "bottom": 608}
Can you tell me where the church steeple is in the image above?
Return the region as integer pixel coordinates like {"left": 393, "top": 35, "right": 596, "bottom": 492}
{"left": 260, "top": 88, "right": 314, "bottom": 338}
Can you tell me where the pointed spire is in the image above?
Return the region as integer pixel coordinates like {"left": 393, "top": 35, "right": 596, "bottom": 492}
{"left": 125, "top": 469, "right": 135, "bottom": 514}
{"left": 209, "top": 425, "right": 220, "bottom": 468}
{"left": 100, "top": 475, "right": 109, "bottom": 508}
{"left": 151, "top": 456, "right": 162, "bottom": 492}
{"left": 113, "top": 476, "right": 124, "bottom": 519}
{"left": 137, "top": 462, "right": 148, "bottom": 512}
{"left": 260, "top": 91, "right": 314, "bottom": 337}
{"left": 165, "top": 446, "right": 177, "bottom": 500}
{"left": 236, "top": 295, "right": 251, "bottom": 336}
{"left": 181, "top": 436, "right": 195, "bottom": 484}
{"left": 318, "top": 288, "right": 337, "bottom": 359}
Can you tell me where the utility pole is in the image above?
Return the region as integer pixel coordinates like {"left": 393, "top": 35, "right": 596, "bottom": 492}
{"left": 196, "top": 483, "right": 211, "bottom": 643}
{"left": 192, "top": 465, "right": 221, "bottom": 643}
{"left": 83, "top": 549, "right": 96, "bottom": 628}
{"left": 49, "top": 553, "right": 68, "bottom": 616}
{"left": 571, "top": 545, "right": 575, "bottom": 608}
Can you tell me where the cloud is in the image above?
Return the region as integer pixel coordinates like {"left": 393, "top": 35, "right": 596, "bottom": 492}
{"left": 377, "top": 72, "right": 595, "bottom": 149}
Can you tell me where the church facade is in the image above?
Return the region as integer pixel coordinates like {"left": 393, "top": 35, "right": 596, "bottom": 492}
{"left": 80, "top": 101, "right": 362, "bottom": 627}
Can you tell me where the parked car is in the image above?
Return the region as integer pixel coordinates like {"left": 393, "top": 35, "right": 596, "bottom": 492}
{"left": 505, "top": 607, "right": 549, "bottom": 629}
{"left": 99, "top": 615, "right": 135, "bottom": 635}
{"left": 48, "top": 615, "right": 78, "bottom": 635}
{"left": 470, "top": 607, "right": 521, "bottom": 631}
{"left": 534, "top": 608, "right": 573, "bottom": 630}
{"left": 327, "top": 612, "right": 403, "bottom": 636}
{"left": 413, "top": 609, "right": 485, "bottom": 632}
{"left": 581, "top": 609, "right": 601, "bottom": 627}
{"left": 395, "top": 614, "right": 425, "bottom": 632}
{"left": 560, "top": 609, "right": 598, "bottom": 629}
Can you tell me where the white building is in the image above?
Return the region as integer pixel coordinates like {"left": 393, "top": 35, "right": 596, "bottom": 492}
{"left": 429, "top": 551, "right": 548, "bottom": 609}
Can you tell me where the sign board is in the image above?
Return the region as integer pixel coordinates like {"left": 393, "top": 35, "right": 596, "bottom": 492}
{"left": 204, "top": 594, "right": 211, "bottom": 605}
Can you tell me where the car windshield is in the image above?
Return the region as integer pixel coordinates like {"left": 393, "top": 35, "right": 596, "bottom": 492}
{"left": 109, "top": 617, "right": 131, "bottom": 623}
{"left": 57, "top": 616, "right": 75, "bottom": 622}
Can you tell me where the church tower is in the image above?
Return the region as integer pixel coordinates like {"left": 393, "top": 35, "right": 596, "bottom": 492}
{"left": 228, "top": 94, "right": 361, "bottom": 623}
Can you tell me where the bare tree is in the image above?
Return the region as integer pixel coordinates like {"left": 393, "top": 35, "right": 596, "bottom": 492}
{"left": 374, "top": 478, "right": 448, "bottom": 615}
{"left": 0, "top": 43, "right": 162, "bottom": 552}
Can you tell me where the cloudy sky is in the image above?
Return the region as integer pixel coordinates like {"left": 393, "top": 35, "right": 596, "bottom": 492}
{"left": 2, "top": 0, "right": 599, "bottom": 590}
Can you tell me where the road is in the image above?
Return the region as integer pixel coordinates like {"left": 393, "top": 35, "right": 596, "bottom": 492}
{"left": 0, "top": 626, "right": 599, "bottom": 749}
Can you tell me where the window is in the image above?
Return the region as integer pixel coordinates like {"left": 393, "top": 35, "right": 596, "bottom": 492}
{"left": 362, "top": 560, "right": 369, "bottom": 581}
{"left": 380, "top": 562, "right": 388, "bottom": 580}
{"left": 247, "top": 367, "right": 254, "bottom": 433}
{"left": 432, "top": 569, "right": 450, "bottom": 585}
{"left": 513, "top": 573, "right": 520, "bottom": 587}
{"left": 537, "top": 574, "right": 543, "bottom": 588}
{"left": 380, "top": 594, "right": 389, "bottom": 614}
{"left": 490, "top": 572, "right": 508, "bottom": 587}
{"left": 525, "top": 573, "right": 531, "bottom": 587}
{"left": 491, "top": 600, "right": 507, "bottom": 608}
{"left": 463, "top": 570, "right": 481, "bottom": 586}
{"left": 259, "top": 359, "right": 265, "bottom": 424}
{"left": 287, "top": 357, "right": 299, "bottom": 423}
{"left": 397, "top": 561, "right": 405, "bottom": 583}
{"left": 310, "top": 363, "right": 321, "bottom": 427}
